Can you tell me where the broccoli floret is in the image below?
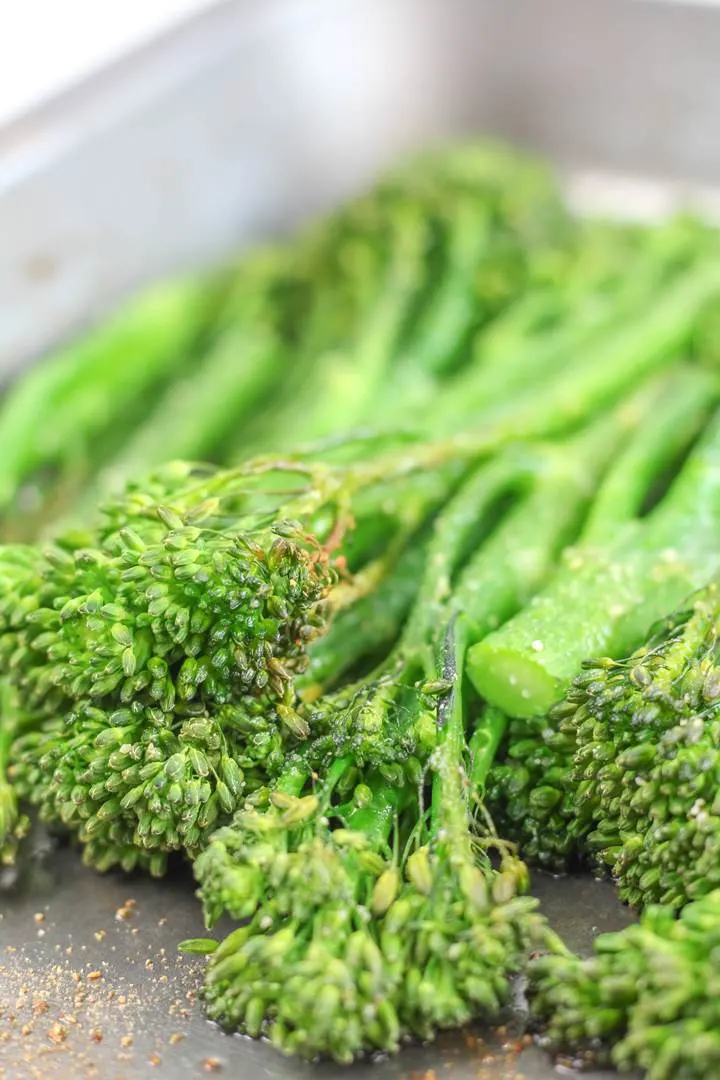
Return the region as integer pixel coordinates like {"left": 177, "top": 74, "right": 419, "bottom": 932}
{"left": 546, "top": 579, "right": 720, "bottom": 909}
{"left": 185, "top": 620, "right": 551, "bottom": 1062}
{"left": 531, "top": 890, "right": 720, "bottom": 1080}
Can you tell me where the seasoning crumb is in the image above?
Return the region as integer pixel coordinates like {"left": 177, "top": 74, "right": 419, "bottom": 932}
{"left": 87, "top": 970, "right": 103, "bottom": 981}
{"left": 93, "top": 930, "right": 106, "bottom": 942}
{"left": 21, "top": 1023, "right": 33, "bottom": 1037}
{"left": 33, "top": 913, "right": 45, "bottom": 924}
{"left": 148, "top": 1051, "right": 162, "bottom": 1066}
{"left": 89, "top": 1030, "right": 103, "bottom": 1043}
{"left": 120, "top": 1035, "right": 133, "bottom": 1048}
{"left": 158, "top": 917, "right": 168, "bottom": 927}
{"left": 169, "top": 1032, "right": 185, "bottom": 1045}
{"left": 145, "top": 959, "right": 154, "bottom": 971}
{"left": 203, "top": 1058, "right": 222, "bottom": 1073}
{"left": 48, "top": 1023, "right": 67, "bottom": 1044}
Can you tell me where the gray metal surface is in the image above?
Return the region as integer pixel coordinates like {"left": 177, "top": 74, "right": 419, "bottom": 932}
{"left": 0, "top": 0, "right": 717, "bottom": 1076}
{"left": 0, "top": 846, "right": 633, "bottom": 1080}
{"left": 2, "top": 0, "right": 720, "bottom": 378}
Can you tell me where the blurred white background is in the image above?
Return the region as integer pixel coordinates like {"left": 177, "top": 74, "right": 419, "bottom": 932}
{"left": 0, "top": 0, "right": 215, "bottom": 125}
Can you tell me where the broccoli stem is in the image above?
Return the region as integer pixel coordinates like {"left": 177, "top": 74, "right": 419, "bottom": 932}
{"left": 468, "top": 369, "right": 720, "bottom": 718}
{"left": 426, "top": 226, "right": 699, "bottom": 437}
{"left": 581, "top": 367, "right": 718, "bottom": 544}
{"left": 0, "top": 275, "right": 224, "bottom": 515}
{"left": 467, "top": 707, "right": 509, "bottom": 797}
{"left": 300, "top": 536, "right": 428, "bottom": 693}
{"left": 249, "top": 202, "right": 433, "bottom": 454}
{"left": 381, "top": 617, "right": 546, "bottom": 1040}
{"left": 387, "top": 194, "right": 495, "bottom": 380}
{"left": 92, "top": 249, "right": 296, "bottom": 493}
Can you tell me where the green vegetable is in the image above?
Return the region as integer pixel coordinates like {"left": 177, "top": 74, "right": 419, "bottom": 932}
{"left": 0, "top": 275, "right": 225, "bottom": 524}
{"left": 468, "top": 355, "right": 720, "bottom": 719}
{"left": 545, "top": 576, "right": 720, "bottom": 909}
{"left": 5, "top": 138, "right": 720, "bottom": 1074}
{"left": 186, "top": 620, "right": 551, "bottom": 1062}
{"left": 531, "top": 890, "right": 720, "bottom": 1080}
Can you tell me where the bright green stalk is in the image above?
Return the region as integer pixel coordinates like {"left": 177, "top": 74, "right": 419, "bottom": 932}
{"left": 0, "top": 275, "right": 224, "bottom": 514}
{"left": 468, "top": 369, "right": 720, "bottom": 718}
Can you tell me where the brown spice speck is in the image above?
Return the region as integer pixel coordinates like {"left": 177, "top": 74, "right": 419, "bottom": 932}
{"left": 48, "top": 1023, "right": 67, "bottom": 1044}
{"left": 89, "top": 1030, "right": 103, "bottom": 1043}
{"left": 120, "top": 1035, "right": 133, "bottom": 1048}
{"left": 203, "top": 1059, "right": 222, "bottom": 1073}
{"left": 148, "top": 1051, "right": 162, "bottom": 1066}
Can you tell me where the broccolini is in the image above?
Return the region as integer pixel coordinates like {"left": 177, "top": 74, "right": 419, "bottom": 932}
{"left": 4, "top": 139, "right": 720, "bottom": 1077}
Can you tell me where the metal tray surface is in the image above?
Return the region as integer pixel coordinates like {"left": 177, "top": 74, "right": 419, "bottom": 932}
{"left": 2, "top": 0, "right": 720, "bottom": 377}
{"left": 1, "top": 1, "right": 718, "bottom": 1076}
{"left": 0, "top": 847, "right": 634, "bottom": 1080}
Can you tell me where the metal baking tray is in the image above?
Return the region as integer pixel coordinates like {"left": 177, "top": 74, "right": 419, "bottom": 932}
{"left": 2, "top": 0, "right": 719, "bottom": 1075}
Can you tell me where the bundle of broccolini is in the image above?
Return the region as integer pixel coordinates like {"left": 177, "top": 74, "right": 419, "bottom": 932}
{"left": 5, "top": 140, "right": 720, "bottom": 1077}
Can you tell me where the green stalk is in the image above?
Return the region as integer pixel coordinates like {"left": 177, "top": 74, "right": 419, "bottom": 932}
{"left": 283, "top": 203, "right": 433, "bottom": 447}
{"left": 453, "top": 367, "right": 714, "bottom": 644}
{"left": 581, "top": 368, "right": 717, "bottom": 544}
{"left": 301, "top": 536, "right": 428, "bottom": 694}
{"left": 467, "top": 707, "right": 509, "bottom": 798}
{"left": 0, "top": 275, "right": 223, "bottom": 513}
{"left": 103, "top": 326, "right": 282, "bottom": 486}
{"left": 430, "top": 616, "right": 473, "bottom": 841}
{"left": 468, "top": 383, "right": 720, "bottom": 719}
{"left": 389, "top": 194, "right": 494, "bottom": 379}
